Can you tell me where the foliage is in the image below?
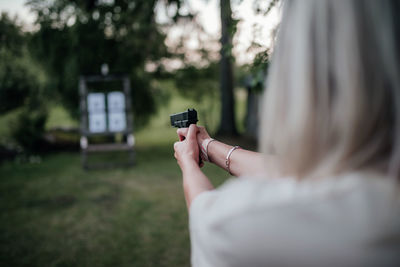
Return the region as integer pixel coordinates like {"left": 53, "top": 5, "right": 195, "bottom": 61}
{"left": 0, "top": 13, "right": 47, "bottom": 114}
{"left": 247, "top": 48, "right": 269, "bottom": 92}
{"left": 253, "top": 0, "right": 281, "bottom": 16}
{"left": 10, "top": 107, "right": 48, "bottom": 153}
{"left": 173, "top": 63, "right": 220, "bottom": 129}
{"left": 26, "top": 0, "right": 186, "bottom": 127}
{"left": 0, "top": 13, "right": 50, "bottom": 152}
{"left": 244, "top": 0, "right": 278, "bottom": 93}
{"left": 0, "top": 12, "right": 25, "bottom": 54}
{"left": 174, "top": 63, "right": 219, "bottom": 100}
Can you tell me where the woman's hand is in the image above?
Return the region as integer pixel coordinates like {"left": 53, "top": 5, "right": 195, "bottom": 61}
{"left": 174, "top": 124, "right": 201, "bottom": 171}
{"left": 176, "top": 125, "right": 271, "bottom": 178}
{"left": 177, "top": 125, "right": 211, "bottom": 165}
{"left": 196, "top": 126, "right": 212, "bottom": 146}
{"left": 174, "top": 124, "right": 214, "bottom": 209}
{"left": 177, "top": 126, "right": 211, "bottom": 148}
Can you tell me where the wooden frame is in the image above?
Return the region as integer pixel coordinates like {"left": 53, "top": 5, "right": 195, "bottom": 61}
{"left": 79, "top": 74, "right": 135, "bottom": 169}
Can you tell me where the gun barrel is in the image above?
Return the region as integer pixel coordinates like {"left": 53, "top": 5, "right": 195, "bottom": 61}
{"left": 170, "top": 109, "right": 198, "bottom": 128}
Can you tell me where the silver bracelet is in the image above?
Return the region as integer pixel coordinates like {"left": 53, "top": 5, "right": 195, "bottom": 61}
{"left": 201, "top": 138, "right": 216, "bottom": 162}
{"left": 225, "top": 146, "right": 240, "bottom": 175}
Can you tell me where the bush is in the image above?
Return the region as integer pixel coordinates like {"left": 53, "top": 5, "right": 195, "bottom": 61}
{"left": 11, "top": 107, "right": 48, "bottom": 153}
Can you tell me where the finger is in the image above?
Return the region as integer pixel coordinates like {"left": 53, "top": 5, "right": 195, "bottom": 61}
{"left": 177, "top": 128, "right": 189, "bottom": 136}
{"left": 177, "top": 128, "right": 188, "bottom": 141}
{"left": 173, "top": 141, "right": 179, "bottom": 151}
{"left": 187, "top": 124, "right": 198, "bottom": 143}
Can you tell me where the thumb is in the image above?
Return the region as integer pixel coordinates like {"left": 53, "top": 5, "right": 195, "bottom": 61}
{"left": 186, "top": 124, "right": 198, "bottom": 143}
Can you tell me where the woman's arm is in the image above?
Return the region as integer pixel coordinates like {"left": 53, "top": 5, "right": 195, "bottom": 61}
{"left": 180, "top": 160, "right": 213, "bottom": 209}
{"left": 174, "top": 125, "right": 214, "bottom": 210}
{"left": 177, "top": 126, "right": 280, "bottom": 178}
{"left": 174, "top": 125, "right": 281, "bottom": 209}
{"left": 206, "top": 140, "right": 272, "bottom": 177}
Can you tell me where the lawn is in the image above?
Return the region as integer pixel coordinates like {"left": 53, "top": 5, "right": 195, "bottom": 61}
{"left": 0, "top": 145, "right": 228, "bottom": 267}
{"left": 0, "top": 85, "right": 248, "bottom": 267}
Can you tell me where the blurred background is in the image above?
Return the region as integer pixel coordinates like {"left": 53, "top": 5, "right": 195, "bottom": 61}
{"left": 0, "top": 0, "right": 279, "bottom": 266}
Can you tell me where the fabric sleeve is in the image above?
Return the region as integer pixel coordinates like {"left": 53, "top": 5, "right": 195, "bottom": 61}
{"left": 187, "top": 173, "right": 395, "bottom": 267}
{"left": 189, "top": 190, "right": 221, "bottom": 267}
{"left": 188, "top": 177, "right": 297, "bottom": 267}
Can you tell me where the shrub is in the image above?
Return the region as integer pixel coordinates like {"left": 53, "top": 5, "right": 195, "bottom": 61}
{"left": 11, "top": 107, "right": 48, "bottom": 153}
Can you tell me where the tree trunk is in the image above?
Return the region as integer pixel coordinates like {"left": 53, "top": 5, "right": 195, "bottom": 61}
{"left": 217, "top": 0, "right": 238, "bottom": 136}
{"left": 245, "top": 86, "right": 260, "bottom": 140}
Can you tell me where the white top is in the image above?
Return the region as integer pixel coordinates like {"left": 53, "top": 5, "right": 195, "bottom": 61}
{"left": 189, "top": 172, "right": 400, "bottom": 267}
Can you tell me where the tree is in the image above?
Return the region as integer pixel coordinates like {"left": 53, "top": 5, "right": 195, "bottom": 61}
{"left": 218, "top": 0, "right": 238, "bottom": 136}
{"left": 27, "top": 0, "right": 185, "bottom": 127}
{"left": 0, "top": 13, "right": 49, "bottom": 152}
{"left": 243, "top": 0, "right": 280, "bottom": 138}
{"left": 0, "top": 13, "right": 47, "bottom": 114}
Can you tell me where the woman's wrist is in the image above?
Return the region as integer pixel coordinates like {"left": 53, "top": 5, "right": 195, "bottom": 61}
{"left": 200, "top": 138, "right": 216, "bottom": 162}
{"left": 180, "top": 158, "right": 200, "bottom": 174}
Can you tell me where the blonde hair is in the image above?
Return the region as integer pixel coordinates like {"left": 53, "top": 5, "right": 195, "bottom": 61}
{"left": 261, "top": 0, "right": 400, "bottom": 179}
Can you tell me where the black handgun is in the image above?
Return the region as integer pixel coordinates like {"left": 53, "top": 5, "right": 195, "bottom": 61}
{"left": 170, "top": 108, "right": 198, "bottom": 128}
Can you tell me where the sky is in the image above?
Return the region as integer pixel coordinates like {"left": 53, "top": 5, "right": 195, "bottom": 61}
{"left": 0, "top": 0, "right": 280, "bottom": 65}
{"left": 188, "top": 0, "right": 280, "bottom": 63}
{"left": 0, "top": 0, "right": 35, "bottom": 24}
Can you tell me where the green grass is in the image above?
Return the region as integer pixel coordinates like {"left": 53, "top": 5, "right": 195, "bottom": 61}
{"left": 0, "top": 145, "right": 228, "bottom": 267}
{"left": 45, "top": 105, "right": 78, "bottom": 129}
{"left": 0, "top": 108, "right": 22, "bottom": 143}
{"left": 0, "top": 84, "right": 249, "bottom": 267}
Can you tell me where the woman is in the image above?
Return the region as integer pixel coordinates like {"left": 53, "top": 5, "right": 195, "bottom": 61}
{"left": 173, "top": 0, "right": 400, "bottom": 266}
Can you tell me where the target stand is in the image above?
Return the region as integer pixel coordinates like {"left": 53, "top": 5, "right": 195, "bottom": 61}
{"left": 79, "top": 73, "right": 135, "bottom": 169}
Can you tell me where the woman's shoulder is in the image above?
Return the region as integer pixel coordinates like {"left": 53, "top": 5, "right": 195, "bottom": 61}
{"left": 189, "top": 172, "right": 400, "bottom": 267}
{"left": 190, "top": 171, "right": 399, "bottom": 230}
